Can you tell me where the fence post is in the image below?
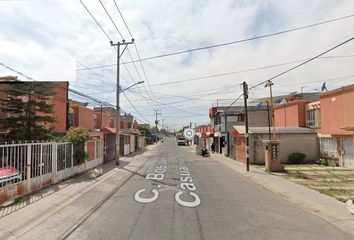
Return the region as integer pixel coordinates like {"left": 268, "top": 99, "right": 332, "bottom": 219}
{"left": 52, "top": 143, "right": 57, "bottom": 184}
{"left": 26, "top": 144, "right": 32, "bottom": 193}
{"left": 94, "top": 140, "right": 97, "bottom": 160}
{"left": 40, "top": 144, "right": 43, "bottom": 187}
{"left": 71, "top": 143, "right": 73, "bottom": 170}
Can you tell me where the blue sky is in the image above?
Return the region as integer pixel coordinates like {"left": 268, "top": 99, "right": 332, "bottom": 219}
{"left": 1, "top": 0, "right": 354, "bottom": 130}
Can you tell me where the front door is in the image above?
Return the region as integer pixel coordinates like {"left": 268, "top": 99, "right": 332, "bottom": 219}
{"left": 342, "top": 137, "right": 354, "bottom": 168}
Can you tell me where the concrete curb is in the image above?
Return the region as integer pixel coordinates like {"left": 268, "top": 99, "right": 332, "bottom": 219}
{"left": 211, "top": 154, "right": 354, "bottom": 236}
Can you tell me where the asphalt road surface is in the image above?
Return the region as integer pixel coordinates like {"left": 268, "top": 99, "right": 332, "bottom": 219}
{"left": 67, "top": 137, "right": 353, "bottom": 240}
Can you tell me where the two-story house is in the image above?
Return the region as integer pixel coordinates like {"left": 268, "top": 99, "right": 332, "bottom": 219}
{"left": 209, "top": 105, "right": 269, "bottom": 156}
{"left": 319, "top": 84, "right": 354, "bottom": 167}
{"left": 0, "top": 77, "right": 69, "bottom": 134}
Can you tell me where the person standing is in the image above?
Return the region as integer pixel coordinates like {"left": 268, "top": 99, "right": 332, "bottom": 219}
{"left": 211, "top": 143, "right": 215, "bottom": 153}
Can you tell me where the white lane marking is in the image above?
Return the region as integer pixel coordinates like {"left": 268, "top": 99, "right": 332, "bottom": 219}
{"left": 134, "top": 189, "right": 159, "bottom": 203}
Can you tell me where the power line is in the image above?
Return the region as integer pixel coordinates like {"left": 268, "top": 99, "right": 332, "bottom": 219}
{"left": 225, "top": 36, "right": 354, "bottom": 108}
{"left": 96, "top": 0, "right": 158, "bottom": 109}
{"left": 249, "top": 36, "right": 354, "bottom": 90}
{"left": 76, "top": 13, "right": 354, "bottom": 71}
{"left": 111, "top": 0, "right": 159, "bottom": 109}
{"left": 0, "top": 62, "right": 34, "bottom": 80}
{"left": 79, "top": 0, "right": 155, "bottom": 121}
{"left": 0, "top": 61, "right": 134, "bottom": 117}
{"left": 98, "top": 0, "right": 124, "bottom": 40}
{"left": 113, "top": 0, "right": 133, "bottom": 38}
{"left": 78, "top": 0, "right": 113, "bottom": 42}
{"left": 149, "top": 55, "right": 354, "bottom": 87}
{"left": 122, "top": 91, "right": 151, "bottom": 124}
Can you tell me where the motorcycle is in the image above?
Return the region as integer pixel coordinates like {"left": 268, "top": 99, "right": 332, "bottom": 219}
{"left": 201, "top": 147, "right": 209, "bottom": 157}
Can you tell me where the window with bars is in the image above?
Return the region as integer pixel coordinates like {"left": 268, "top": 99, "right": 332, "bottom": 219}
{"left": 306, "top": 109, "right": 315, "bottom": 127}
{"left": 320, "top": 137, "right": 337, "bottom": 157}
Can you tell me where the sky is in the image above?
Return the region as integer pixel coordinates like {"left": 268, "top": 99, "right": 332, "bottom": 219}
{"left": 1, "top": 0, "right": 354, "bottom": 130}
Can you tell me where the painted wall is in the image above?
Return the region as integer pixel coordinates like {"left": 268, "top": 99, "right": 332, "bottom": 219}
{"left": 72, "top": 104, "right": 95, "bottom": 130}
{"left": 95, "top": 110, "right": 111, "bottom": 129}
{"left": 249, "top": 133, "right": 319, "bottom": 164}
{"left": 49, "top": 82, "right": 68, "bottom": 132}
{"left": 320, "top": 86, "right": 354, "bottom": 135}
{"left": 274, "top": 101, "right": 306, "bottom": 127}
{"left": 0, "top": 81, "right": 68, "bottom": 133}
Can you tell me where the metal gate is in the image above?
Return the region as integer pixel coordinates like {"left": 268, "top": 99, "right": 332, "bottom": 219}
{"left": 342, "top": 137, "right": 354, "bottom": 168}
{"left": 56, "top": 143, "right": 73, "bottom": 182}
{"left": 104, "top": 133, "right": 116, "bottom": 163}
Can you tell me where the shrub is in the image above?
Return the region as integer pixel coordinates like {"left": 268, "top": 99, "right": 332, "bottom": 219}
{"left": 64, "top": 128, "right": 89, "bottom": 144}
{"left": 64, "top": 128, "right": 89, "bottom": 165}
{"left": 288, "top": 152, "right": 306, "bottom": 164}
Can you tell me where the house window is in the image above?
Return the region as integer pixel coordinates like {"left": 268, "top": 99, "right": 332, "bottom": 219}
{"left": 236, "top": 114, "right": 245, "bottom": 122}
{"left": 93, "top": 118, "right": 97, "bottom": 129}
{"left": 214, "top": 117, "right": 220, "bottom": 126}
{"left": 68, "top": 113, "right": 74, "bottom": 127}
{"left": 306, "top": 109, "right": 315, "bottom": 127}
{"left": 320, "top": 137, "right": 337, "bottom": 157}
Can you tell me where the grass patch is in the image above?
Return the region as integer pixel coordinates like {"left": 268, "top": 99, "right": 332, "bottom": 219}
{"left": 317, "top": 188, "right": 354, "bottom": 197}
{"left": 0, "top": 195, "right": 28, "bottom": 209}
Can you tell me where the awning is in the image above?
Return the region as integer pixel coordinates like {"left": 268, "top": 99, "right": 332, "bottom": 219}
{"left": 341, "top": 126, "right": 354, "bottom": 131}
{"left": 214, "top": 132, "right": 222, "bottom": 137}
{"left": 231, "top": 129, "right": 243, "bottom": 138}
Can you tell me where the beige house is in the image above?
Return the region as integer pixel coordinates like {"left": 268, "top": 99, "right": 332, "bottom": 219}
{"left": 231, "top": 126, "right": 319, "bottom": 164}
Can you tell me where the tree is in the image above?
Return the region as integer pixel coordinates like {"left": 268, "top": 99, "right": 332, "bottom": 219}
{"left": 0, "top": 82, "right": 56, "bottom": 140}
{"left": 138, "top": 124, "right": 152, "bottom": 137}
{"left": 64, "top": 127, "right": 89, "bottom": 165}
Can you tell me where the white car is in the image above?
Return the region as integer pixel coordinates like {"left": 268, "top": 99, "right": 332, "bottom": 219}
{"left": 177, "top": 137, "right": 188, "bottom": 146}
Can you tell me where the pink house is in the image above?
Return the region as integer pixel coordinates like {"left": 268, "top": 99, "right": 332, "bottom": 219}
{"left": 274, "top": 100, "right": 307, "bottom": 127}
{"left": 319, "top": 84, "right": 354, "bottom": 167}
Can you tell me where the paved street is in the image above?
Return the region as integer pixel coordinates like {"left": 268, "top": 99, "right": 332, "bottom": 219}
{"left": 64, "top": 138, "right": 353, "bottom": 240}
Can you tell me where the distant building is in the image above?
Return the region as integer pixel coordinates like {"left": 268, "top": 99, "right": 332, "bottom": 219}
{"left": 272, "top": 86, "right": 354, "bottom": 168}
{"left": 209, "top": 105, "right": 269, "bottom": 156}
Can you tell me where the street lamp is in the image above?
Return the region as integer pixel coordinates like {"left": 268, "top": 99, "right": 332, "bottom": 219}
{"left": 120, "top": 81, "right": 144, "bottom": 93}
{"left": 114, "top": 80, "right": 144, "bottom": 166}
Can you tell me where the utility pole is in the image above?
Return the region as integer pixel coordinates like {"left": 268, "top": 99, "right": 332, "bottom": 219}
{"left": 266, "top": 101, "right": 271, "bottom": 141}
{"left": 265, "top": 80, "right": 276, "bottom": 140}
{"left": 111, "top": 39, "right": 134, "bottom": 166}
{"left": 242, "top": 81, "right": 250, "bottom": 172}
{"left": 154, "top": 109, "right": 161, "bottom": 143}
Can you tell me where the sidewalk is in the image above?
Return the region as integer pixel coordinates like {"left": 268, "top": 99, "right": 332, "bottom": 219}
{"left": 0, "top": 144, "right": 160, "bottom": 240}
{"left": 210, "top": 153, "right": 354, "bottom": 236}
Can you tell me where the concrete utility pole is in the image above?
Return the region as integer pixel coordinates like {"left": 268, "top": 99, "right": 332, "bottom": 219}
{"left": 266, "top": 101, "right": 271, "bottom": 141}
{"left": 154, "top": 109, "right": 161, "bottom": 143}
{"left": 111, "top": 39, "right": 134, "bottom": 166}
{"left": 242, "top": 81, "right": 250, "bottom": 172}
{"left": 265, "top": 80, "right": 276, "bottom": 140}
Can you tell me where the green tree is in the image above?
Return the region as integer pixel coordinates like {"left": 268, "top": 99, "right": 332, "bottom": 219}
{"left": 64, "top": 127, "right": 89, "bottom": 165}
{"left": 0, "top": 82, "right": 56, "bottom": 140}
{"left": 138, "top": 124, "right": 152, "bottom": 137}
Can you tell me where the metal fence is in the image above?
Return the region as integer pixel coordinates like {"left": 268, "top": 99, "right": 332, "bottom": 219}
{"left": 0, "top": 142, "right": 72, "bottom": 188}
{"left": 0, "top": 140, "right": 103, "bottom": 203}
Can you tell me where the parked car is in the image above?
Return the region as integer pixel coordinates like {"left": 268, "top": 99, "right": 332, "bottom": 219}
{"left": 177, "top": 136, "right": 188, "bottom": 146}
{"left": 0, "top": 165, "right": 22, "bottom": 187}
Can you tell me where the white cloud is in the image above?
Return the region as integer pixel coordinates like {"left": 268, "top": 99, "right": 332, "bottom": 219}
{"left": 1, "top": 0, "right": 354, "bottom": 129}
